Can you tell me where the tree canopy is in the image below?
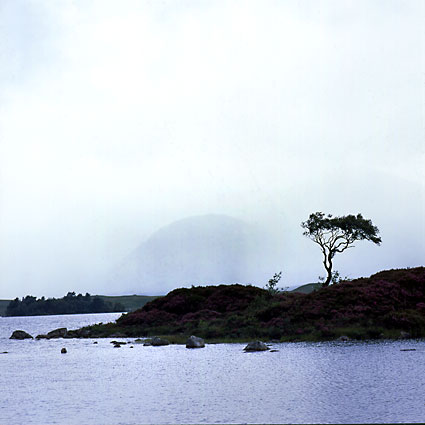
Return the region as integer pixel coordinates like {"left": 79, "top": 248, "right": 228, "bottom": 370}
{"left": 5, "top": 293, "right": 125, "bottom": 316}
{"left": 301, "top": 212, "right": 381, "bottom": 286}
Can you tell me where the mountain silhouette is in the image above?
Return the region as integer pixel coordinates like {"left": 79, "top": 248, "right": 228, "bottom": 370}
{"left": 111, "top": 214, "right": 273, "bottom": 294}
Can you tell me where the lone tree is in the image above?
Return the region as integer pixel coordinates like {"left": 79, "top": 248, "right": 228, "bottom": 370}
{"left": 301, "top": 212, "right": 381, "bottom": 287}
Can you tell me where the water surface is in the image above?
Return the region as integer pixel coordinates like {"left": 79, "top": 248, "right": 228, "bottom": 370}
{"left": 1, "top": 314, "right": 424, "bottom": 424}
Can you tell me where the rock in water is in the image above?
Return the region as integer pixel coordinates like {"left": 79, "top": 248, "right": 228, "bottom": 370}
{"left": 37, "top": 328, "right": 68, "bottom": 339}
{"left": 244, "top": 341, "right": 269, "bottom": 352}
{"left": 186, "top": 335, "right": 205, "bottom": 349}
{"left": 10, "top": 330, "right": 33, "bottom": 340}
{"left": 47, "top": 328, "right": 68, "bottom": 338}
{"left": 61, "top": 348, "right": 67, "bottom": 354}
{"left": 151, "top": 337, "right": 170, "bottom": 346}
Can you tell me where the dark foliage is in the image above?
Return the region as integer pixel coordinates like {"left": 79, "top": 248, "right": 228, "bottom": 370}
{"left": 5, "top": 292, "right": 125, "bottom": 316}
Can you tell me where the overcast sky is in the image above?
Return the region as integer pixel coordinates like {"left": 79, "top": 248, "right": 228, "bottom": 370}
{"left": 0, "top": 0, "right": 424, "bottom": 299}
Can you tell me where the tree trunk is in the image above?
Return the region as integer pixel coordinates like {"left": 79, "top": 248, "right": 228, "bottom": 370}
{"left": 323, "top": 253, "right": 333, "bottom": 287}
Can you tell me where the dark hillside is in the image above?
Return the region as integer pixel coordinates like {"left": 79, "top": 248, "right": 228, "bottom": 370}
{"left": 116, "top": 284, "right": 266, "bottom": 337}
{"left": 78, "top": 267, "right": 425, "bottom": 341}
{"left": 256, "top": 267, "right": 425, "bottom": 339}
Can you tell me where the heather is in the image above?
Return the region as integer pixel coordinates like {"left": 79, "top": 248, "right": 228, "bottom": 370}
{"left": 79, "top": 267, "right": 425, "bottom": 341}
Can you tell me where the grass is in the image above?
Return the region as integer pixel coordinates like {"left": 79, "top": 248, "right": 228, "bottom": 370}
{"left": 97, "top": 295, "right": 160, "bottom": 312}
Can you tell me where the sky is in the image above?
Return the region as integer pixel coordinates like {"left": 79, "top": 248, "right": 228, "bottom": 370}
{"left": 0, "top": 0, "right": 424, "bottom": 298}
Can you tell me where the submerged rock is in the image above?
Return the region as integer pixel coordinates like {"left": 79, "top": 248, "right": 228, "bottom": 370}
{"left": 244, "top": 341, "right": 269, "bottom": 352}
{"left": 338, "top": 335, "right": 351, "bottom": 342}
{"left": 186, "top": 335, "right": 205, "bottom": 349}
{"left": 10, "top": 330, "right": 33, "bottom": 340}
{"left": 151, "top": 337, "right": 170, "bottom": 346}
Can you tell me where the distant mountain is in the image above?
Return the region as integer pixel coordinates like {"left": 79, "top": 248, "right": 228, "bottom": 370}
{"left": 110, "top": 214, "right": 274, "bottom": 294}
{"left": 291, "top": 283, "right": 321, "bottom": 294}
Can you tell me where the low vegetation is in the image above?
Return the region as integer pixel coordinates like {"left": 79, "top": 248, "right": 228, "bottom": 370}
{"left": 77, "top": 267, "right": 425, "bottom": 341}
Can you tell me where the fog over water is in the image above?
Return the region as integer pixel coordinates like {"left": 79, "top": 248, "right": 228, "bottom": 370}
{"left": 0, "top": 1, "right": 424, "bottom": 298}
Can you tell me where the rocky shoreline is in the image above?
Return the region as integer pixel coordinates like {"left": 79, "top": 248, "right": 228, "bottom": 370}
{"left": 9, "top": 329, "right": 276, "bottom": 351}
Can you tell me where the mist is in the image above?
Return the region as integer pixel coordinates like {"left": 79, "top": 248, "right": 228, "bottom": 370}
{"left": 0, "top": 0, "right": 423, "bottom": 299}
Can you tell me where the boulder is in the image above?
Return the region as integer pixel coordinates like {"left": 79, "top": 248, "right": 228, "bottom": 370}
{"left": 244, "top": 341, "right": 269, "bottom": 352}
{"left": 151, "top": 337, "right": 170, "bottom": 346}
{"left": 61, "top": 347, "right": 67, "bottom": 354}
{"left": 400, "top": 331, "right": 411, "bottom": 339}
{"left": 47, "top": 328, "right": 68, "bottom": 338}
{"left": 10, "top": 330, "right": 33, "bottom": 340}
{"left": 36, "top": 334, "right": 48, "bottom": 340}
{"left": 186, "top": 335, "right": 205, "bottom": 349}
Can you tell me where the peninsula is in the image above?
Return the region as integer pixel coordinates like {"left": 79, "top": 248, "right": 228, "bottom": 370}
{"left": 69, "top": 266, "right": 425, "bottom": 342}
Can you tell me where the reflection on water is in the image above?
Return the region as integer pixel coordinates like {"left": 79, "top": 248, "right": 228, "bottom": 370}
{"left": 1, "top": 314, "right": 425, "bottom": 424}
